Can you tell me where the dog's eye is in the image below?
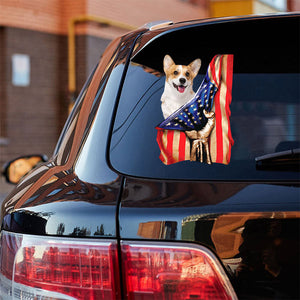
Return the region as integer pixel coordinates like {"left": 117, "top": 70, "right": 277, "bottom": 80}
{"left": 174, "top": 71, "right": 178, "bottom": 75}
{"left": 185, "top": 71, "right": 190, "bottom": 77}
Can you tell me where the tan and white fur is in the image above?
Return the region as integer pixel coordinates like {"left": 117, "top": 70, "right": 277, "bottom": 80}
{"left": 161, "top": 55, "right": 201, "bottom": 119}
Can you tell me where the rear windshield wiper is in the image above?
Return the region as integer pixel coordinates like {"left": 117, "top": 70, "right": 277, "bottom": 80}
{"left": 255, "top": 148, "right": 300, "bottom": 171}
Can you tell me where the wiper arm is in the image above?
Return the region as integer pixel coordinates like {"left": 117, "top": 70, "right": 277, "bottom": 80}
{"left": 255, "top": 148, "right": 300, "bottom": 171}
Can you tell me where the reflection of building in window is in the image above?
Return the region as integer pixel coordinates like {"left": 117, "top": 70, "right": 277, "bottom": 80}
{"left": 138, "top": 221, "right": 177, "bottom": 239}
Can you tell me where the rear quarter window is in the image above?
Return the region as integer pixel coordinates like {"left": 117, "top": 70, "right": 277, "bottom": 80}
{"left": 109, "top": 16, "right": 300, "bottom": 181}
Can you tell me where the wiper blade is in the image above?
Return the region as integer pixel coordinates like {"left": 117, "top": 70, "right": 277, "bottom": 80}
{"left": 255, "top": 148, "right": 300, "bottom": 171}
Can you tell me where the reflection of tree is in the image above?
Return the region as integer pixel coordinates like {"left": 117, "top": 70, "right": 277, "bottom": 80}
{"left": 94, "top": 225, "right": 105, "bottom": 236}
{"left": 69, "top": 226, "right": 91, "bottom": 237}
{"left": 93, "top": 225, "right": 113, "bottom": 237}
{"left": 56, "top": 223, "right": 65, "bottom": 235}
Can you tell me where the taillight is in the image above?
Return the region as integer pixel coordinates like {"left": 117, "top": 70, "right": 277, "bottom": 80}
{"left": 0, "top": 231, "right": 121, "bottom": 300}
{"left": 0, "top": 231, "right": 237, "bottom": 300}
{"left": 121, "top": 241, "right": 237, "bottom": 300}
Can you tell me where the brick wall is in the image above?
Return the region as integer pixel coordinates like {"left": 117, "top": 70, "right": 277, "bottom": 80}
{"left": 0, "top": 0, "right": 207, "bottom": 37}
{"left": 0, "top": 28, "right": 66, "bottom": 162}
{"left": 0, "top": 26, "right": 112, "bottom": 165}
{"left": 0, "top": 0, "right": 64, "bottom": 34}
{"left": 0, "top": 28, "right": 6, "bottom": 140}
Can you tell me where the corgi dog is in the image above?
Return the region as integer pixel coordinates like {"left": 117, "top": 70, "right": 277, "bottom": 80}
{"left": 161, "top": 54, "right": 201, "bottom": 119}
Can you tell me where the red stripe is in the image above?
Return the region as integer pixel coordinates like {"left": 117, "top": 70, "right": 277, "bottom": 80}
{"left": 225, "top": 55, "right": 234, "bottom": 163}
{"left": 156, "top": 128, "right": 165, "bottom": 163}
{"left": 210, "top": 56, "right": 218, "bottom": 85}
{"left": 166, "top": 130, "right": 175, "bottom": 164}
{"left": 214, "top": 56, "right": 224, "bottom": 163}
{"left": 178, "top": 131, "right": 186, "bottom": 161}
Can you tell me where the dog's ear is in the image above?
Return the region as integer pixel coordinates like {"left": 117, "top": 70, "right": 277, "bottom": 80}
{"left": 163, "top": 55, "right": 175, "bottom": 72}
{"left": 189, "top": 58, "right": 201, "bottom": 76}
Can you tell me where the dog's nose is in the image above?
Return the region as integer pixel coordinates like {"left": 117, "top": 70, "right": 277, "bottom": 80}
{"left": 179, "top": 78, "right": 186, "bottom": 84}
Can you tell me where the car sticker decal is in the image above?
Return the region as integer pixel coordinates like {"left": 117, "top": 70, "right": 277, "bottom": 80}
{"left": 156, "top": 54, "right": 234, "bottom": 165}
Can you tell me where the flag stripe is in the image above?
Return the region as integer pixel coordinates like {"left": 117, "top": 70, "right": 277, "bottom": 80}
{"left": 179, "top": 131, "right": 187, "bottom": 161}
{"left": 157, "top": 129, "right": 167, "bottom": 164}
{"left": 167, "top": 130, "right": 175, "bottom": 164}
{"left": 225, "top": 55, "right": 234, "bottom": 164}
{"left": 156, "top": 129, "right": 190, "bottom": 165}
{"left": 213, "top": 55, "right": 224, "bottom": 164}
{"left": 210, "top": 56, "right": 218, "bottom": 85}
{"left": 215, "top": 83, "right": 224, "bottom": 163}
{"left": 173, "top": 131, "right": 180, "bottom": 162}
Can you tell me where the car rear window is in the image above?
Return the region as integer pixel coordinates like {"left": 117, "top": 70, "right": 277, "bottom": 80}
{"left": 109, "top": 16, "right": 299, "bottom": 180}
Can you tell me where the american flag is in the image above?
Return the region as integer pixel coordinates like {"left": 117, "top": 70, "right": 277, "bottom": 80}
{"left": 156, "top": 54, "right": 234, "bottom": 165}
{"left": 157, "top": 78, "right": 217, "bottom": 131}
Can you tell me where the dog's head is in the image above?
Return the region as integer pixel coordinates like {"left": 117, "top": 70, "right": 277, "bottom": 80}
{"left": 163, "top": 55, "right": 201, "bottom": 94}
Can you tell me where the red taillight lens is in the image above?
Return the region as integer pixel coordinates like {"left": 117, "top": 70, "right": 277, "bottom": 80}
{"left": 0, "top": 231, "right": 236, "bottom": 300}
{"left": 121, "top": 241, "right": 237, "bottom": 300}
{"left": 0, "top": 231, "right": 121, "bottom": 300}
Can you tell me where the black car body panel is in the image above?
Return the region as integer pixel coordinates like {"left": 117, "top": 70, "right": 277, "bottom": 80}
{"left": 2, "top": 171, "right": 122, "bottom": 237}
{"left": 1, "top": 14, "right": 299, "bottom": 299}
{"left": 120, "top": 179, "right": 300, "bottom": 298}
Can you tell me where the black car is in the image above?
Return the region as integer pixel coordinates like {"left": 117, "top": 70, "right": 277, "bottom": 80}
{"left": 1, "top": 14, "right": 299, "bottom": 300}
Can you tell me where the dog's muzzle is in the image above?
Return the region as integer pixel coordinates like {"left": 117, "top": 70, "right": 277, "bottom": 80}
{"left": 173, "top": 83, "right": 186, "bottom": 93}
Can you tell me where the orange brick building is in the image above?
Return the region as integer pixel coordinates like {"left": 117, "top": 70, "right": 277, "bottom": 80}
{"left": 0, "top": 0, "right": 208, "bottom": 165}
